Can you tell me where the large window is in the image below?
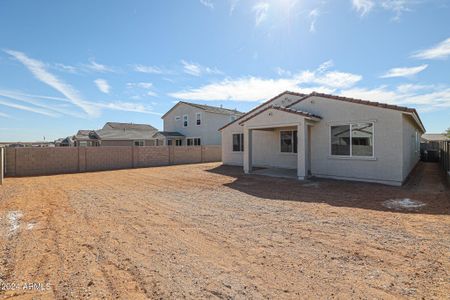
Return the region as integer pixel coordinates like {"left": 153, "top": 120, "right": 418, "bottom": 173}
{"left": 331, "top": 123, "right": 373, "bottom": 157}
{"left": 183, "top": 115, "right": 188, "bottom": 127}
{"left": 232, "top": 133, "right": 244, "bottom": 152}
{"left": 175, "top": 139, "right": 182, "bottom": 146}
{"left": 280, "top": 130, "right": 297, "bottom": 153}
{"left": 196, "top": 113, "right": 201, "bottom": 126}
{"left": 187, "top": 138, "right": 201, "bottom": 146}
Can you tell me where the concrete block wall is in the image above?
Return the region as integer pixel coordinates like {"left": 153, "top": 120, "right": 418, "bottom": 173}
{"left": 86, "top": 147, "right": 133, "bottom": 172}
{"left": 134, "top": 146, "right": 170, "bottom": 167}
{"left": 201, "top": 145, "right": 222, "bottom": 163}
{"left": 173, "top": 146, "right": 203, "bottom": 164}
{"left": 0, "top": 147, "right": 4, "bottom": 185}
{"left": 4, "top": 145, "right": 222, "bottom": 177}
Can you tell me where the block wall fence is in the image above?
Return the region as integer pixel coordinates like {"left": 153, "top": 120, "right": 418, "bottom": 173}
{"left": 3, "top": 145, "right": 221, "bottom": 177}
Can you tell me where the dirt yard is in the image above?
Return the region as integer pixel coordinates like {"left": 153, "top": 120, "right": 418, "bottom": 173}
{"left": 0, "top": 162, "right": 449, "bottom": 299}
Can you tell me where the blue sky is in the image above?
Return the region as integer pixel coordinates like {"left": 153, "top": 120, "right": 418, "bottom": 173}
{"left": 0, "top": 0, "right": 449, "bottom": 141}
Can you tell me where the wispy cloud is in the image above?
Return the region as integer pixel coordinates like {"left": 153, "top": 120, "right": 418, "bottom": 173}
{"left": 340, "top": 84, "right": 450, "bottom": 111}
{"left": 253, "top": 2, "right": 269, "bottom": 26}
{"left": 94, "top": 79, "right": 110, "bottom": 94}
{"left": 93, "top": 102, "right": 161, "bottom": 115}
{"left": 0, "top": 111, "right": 11, "bottom": 118}
{"left": 126, "top": 82, "right": 157, "bottom": 97}
{"left": 83, "top": 58, "right": 115, "bottom": 73}
{"left": 412, "top": 37, "right": 450, "bottom": 60}
{"left": 4, "top": 49, "right": 98, "bottom": 116}
{"left": 200, "top": 0, "right": 214, "bottom": 9}
{"left": 181, "top": 60, "right": 223, "bottom": 77}
{"left": 381, "top": 0, "right": 411, "bottom": 21}
{"left": 170, "top": 62, "right": 361, "bottom": 101}
{"left": 0, "top": 98, "right": 58, "bottom": 117}
{"left": 0, "top": 89, "right": 79, "bottom": 117}
{"left": 309, "top": 9, "right": 320, "bottom": 32}
{"left": 133, "top": 64, "right": 167, "bottom": 74}
{"left": 229, "top": 0, "right": 239, "bottom": 15}
{"left": 352, "top": 0, "right": 374, "bottom": 16}
{"left": 381, "top": 64, "right": 428, "bottom": 78}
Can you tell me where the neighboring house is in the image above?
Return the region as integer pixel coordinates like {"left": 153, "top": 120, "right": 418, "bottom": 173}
{"left": 161, "top": 101, "right": 243, "bottom": 146}
{"left": 421, "top": 133, "right": 449, "bottom": 143}
{"left": 96, "top": 122, "right": 159, "bottom": 146}
{"left": 73, "top": 130, "right": 100, "bottom": 147}
{"left": 420, "top": 133, "right": 449, "bottom": 162}
{"left": 220, "top": 91, "right": 425, "bottom": 186}
{"left": 73, "top": 122, "right": 159, "bottom": 147}
{"left": 55, "top": 136, "right": 74, "bottom": 147}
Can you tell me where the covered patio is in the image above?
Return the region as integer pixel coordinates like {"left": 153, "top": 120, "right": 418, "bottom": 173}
{"left": 239, "top": 105, "right": 321, "bottom": 180}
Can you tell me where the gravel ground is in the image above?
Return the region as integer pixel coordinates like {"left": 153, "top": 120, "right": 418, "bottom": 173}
{"left": 0, "top": 162, "right": 449, "bottom": 299}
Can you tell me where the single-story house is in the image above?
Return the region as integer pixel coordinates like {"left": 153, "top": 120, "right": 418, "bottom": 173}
{"left": 220, "top": 91, "right": 425, "bottom": 186}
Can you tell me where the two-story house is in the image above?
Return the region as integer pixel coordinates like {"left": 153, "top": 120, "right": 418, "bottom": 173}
{"left": 159, "top": 102, "right": 243, "bottom": 146}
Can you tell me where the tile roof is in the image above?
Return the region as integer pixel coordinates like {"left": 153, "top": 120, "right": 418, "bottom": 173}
{"left": 218, "top": 91, "right": 307, "bottom": 131}
{"left": 238, "top": 105, "right": 321, "bottom": 125}
{"left": 153, "top": 131, "right": 185, "bottom": 138}
{"left": 102, "top": 122, "right": 158, "bottom": 131}
{"left": 421, "top": 133, "right": 449, "bottom": 142}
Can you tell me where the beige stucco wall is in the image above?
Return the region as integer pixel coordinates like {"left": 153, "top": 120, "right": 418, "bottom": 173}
{"left": 163, "top": 103, "right": 241, "bottom": 145}
{"left": 221, "top": 94, "right": 423, "bottom": 186}
{"left": 221, "top": 93, "right": 305, "bottom": 166}
{"left": 401, "top": 114, "right": 421, "bottom": 180}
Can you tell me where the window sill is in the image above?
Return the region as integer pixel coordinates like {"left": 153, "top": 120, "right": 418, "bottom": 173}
{"left": 279, "top": 152, "right": 298, "bottom": 155}
{"left": 327, "top": 155, "right": 377, "bottom": 161}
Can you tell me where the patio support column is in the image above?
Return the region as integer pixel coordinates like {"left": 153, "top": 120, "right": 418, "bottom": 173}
{"left": 243, "top": 128, "right": 253, "bottom": 174}
{"left": 297, "top": 119, "right": 308, "bottom": 180}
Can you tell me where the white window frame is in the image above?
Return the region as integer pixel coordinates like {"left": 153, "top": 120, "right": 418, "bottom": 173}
{"left": 279, "top": 130, "right": 297, "bottom": 154}
{"left": 329, "top": 122, "right": 375, "bottom": 159}
{"left": 196, "top": 112, "right": 202, "bottom": 126}
{"left": 183, "top": 115, "right": 188, "bottom": 127}
{"left": 232, "top": 133, "right": 244, "bottom": 152}
{"left": 175, "top": 139, "right": 183, "bottom": 146}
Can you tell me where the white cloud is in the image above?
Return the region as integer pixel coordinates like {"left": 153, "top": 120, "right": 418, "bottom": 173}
{"left": 340, "top": 84, "right": 450, "bottom": 111}
{"left": 0, "top": 111, "right": 11, "bottom": 118}
{"left": 412, "top": 37, "right": 450, "bottom": 60}
{"left": 182, "top": 60, "right": 202, "bottom": 76}
{"left": 4, "top": 49, "right": 98, "bottom": 116}
{"left": 317, "top": 60, "right": 334, "bottom": 73}
{"left": 83, "top": 59, "right": 115, "bottom": 73}
{"left": 170, "top": 62, "right": 361, "bottom": 101}
{"left": 0, "top": 98, "right": 58, "bottom": 117}
{"left": 275, "top": 67, "right": 292, "bottom": 77}
{"left": 0, "top": 89, "right": 79, "bottom": 117}
{"left": 126, "top": 82, "right": 157, "bottom": 97}
{"left": 352, "top": 0, "right": 374, "bottom": 16}
{"left": 309, "top": 9, "right": 320, "bottom": 32}
{"left": 381, "top": 0, "right": 411, "bottom": 21}
{"left": 94, "top": 79, "right": 110, "bottom": 94}
{"left": 133, "top": 64, "right": 166, "bottom": 74}
{"left": 127, "top": 82, "right": 153, "bottom": 89}
{"left": 93, "top": 102, "right": 161, "bottom": 115}
{"left": 200, "top": 0, "right": 214, "bottom": 9}
{"left": 381, "top": 64, "right": 428, "bottom": 78}
{"left": 253, "top": 2, "right": 269, "bottom": 26}
{"left": 181, "top": 60, "right": 223, "bottom": 77}
{"left": 54, "top": 63, "right": 78, "bottom": 74}
{"left": 229, "top": 0, "right": 239, "bottom": 14}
